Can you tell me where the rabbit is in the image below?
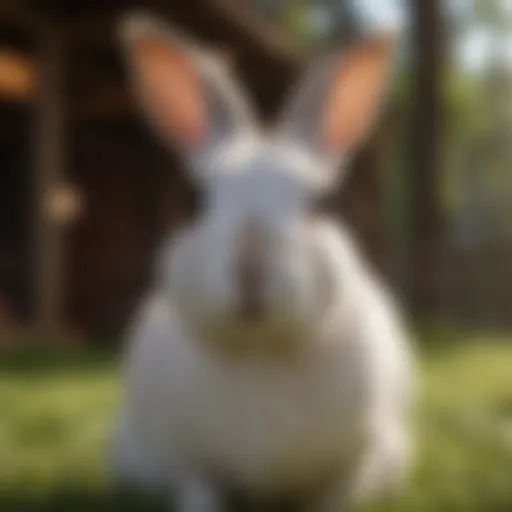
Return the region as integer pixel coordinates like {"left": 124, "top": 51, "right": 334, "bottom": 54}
{"left": 111, "top": 11, "right": 415, "bottom": 512}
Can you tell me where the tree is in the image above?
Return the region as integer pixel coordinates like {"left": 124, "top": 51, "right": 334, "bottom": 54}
{"left": 408, "top": 0, "right": 447, "bottom": 316}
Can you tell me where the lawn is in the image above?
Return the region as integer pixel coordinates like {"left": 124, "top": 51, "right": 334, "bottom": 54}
{"left": 1, "top": 334, "right": 512, "bottom": 511}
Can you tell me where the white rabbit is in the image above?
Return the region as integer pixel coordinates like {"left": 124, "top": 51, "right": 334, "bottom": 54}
{"left": 112, "top": 12, "right": 415, "bottom": 512}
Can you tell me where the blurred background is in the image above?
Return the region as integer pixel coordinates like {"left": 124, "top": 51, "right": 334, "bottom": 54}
{"left": 1, "top": 1, "right": 512, "bottom": 511}
{"left": 2, "top": 0, "right": 512, "bottom": 340}
{"left": 0, "top": 0, "right": 512, "bottom": 337}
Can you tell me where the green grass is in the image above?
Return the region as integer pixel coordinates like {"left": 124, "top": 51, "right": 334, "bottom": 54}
{"left": 1, "top": 336, "right": 512, "bottom": 511}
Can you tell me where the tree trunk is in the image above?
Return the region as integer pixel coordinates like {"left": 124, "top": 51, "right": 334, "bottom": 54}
{"left": 408, "top": 0, "right": 446, "bottom": 316}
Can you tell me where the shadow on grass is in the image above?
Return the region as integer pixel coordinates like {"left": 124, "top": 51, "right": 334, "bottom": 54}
{"left": 0, "top": 345, "right": 117, "bottom": 376}
{"left": 0, "top": 488, "right": 305, "bottom": 512}
{"left": 0, "top": 488, "right": 166, "bottom": 512}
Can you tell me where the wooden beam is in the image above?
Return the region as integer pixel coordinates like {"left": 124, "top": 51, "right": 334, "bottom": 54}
{"left": 33, "top": 26, "right": 65, "bottom": 331}
{"left": 0, "top": 1, "right": 45, "bottom": 35}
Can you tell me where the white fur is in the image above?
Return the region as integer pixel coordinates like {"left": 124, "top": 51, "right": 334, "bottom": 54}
{"left": 114, "top": 13, "right": 413, "bottom": 511}
{"left": 112, "top": 219, "right": 414, "bottom": 510}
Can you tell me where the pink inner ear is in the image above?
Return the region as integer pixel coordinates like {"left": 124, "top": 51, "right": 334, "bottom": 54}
{"left": 322, "top": 38, "right": 393, "bottom": 153}
{"left": 134, "top": 38, "right": 207, "bottom": 145}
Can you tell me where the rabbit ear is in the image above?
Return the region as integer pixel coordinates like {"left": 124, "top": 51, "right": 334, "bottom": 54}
{"left": 119, "top": 12, "right": 257, "bottom": 175}
{"left": 275, "top": 33, "right": 397, "bottom": 185}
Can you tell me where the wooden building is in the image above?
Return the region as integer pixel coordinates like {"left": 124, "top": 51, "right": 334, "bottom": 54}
{"left": 0, "top": 0, "right": 389, "bottom": 339}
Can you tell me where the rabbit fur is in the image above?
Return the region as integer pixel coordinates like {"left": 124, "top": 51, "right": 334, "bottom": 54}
{"left": 112, "top": 12, "right": 414, "bottom": 512}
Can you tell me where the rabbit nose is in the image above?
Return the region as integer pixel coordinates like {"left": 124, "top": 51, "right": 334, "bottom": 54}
{"left": 235, "top": 220, "right": 270, "bottom": 322}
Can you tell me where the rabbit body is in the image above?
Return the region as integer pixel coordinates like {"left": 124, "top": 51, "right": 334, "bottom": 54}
{"left": 113, "top": 219, "right": 412, "bottom": 510}
{"left": 113, "top": 13, "right": 413, "bottom": 510}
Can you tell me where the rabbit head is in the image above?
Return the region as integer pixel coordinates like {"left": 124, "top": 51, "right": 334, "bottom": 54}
{"left": 120, "top": 13, "right": 397, "bottom": 349}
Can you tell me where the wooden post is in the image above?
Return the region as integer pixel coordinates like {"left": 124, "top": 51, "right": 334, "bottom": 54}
{"left": 33, "top": 27, "right": 64, "bottom": 332}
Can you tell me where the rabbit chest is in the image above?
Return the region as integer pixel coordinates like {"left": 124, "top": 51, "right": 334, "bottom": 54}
{"left": 163, "top": 334, "right": 375, "bottom": 495}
